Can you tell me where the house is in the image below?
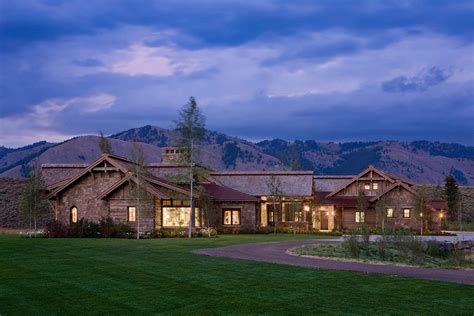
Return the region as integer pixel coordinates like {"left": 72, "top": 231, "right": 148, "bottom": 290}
{"left": 42, "top": 148, "right": 446, "bottom": 232}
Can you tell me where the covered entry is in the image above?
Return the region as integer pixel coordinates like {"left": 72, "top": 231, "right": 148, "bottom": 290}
{"left": 313, "top": 205, "right": 335, "bottom": 231}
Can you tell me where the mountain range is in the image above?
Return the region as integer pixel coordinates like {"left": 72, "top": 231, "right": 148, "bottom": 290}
{"left": 1, "top": 125, "right": 473, "bottom": 185}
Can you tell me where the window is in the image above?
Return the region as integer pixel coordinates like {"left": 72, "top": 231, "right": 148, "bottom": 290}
{"left": 267, "top": 204, "right": 279, "bottom": 223}
{"left": 372, "top": 183, "right": 378, "bottom": 190}
{"left": 364, "top": 183, "right": 371, "bottom": 190}
{"left": 70, "top": 206, "right": 78, "bottom": 224}
{"left": 355, "top": 211, "right": 365, "bottom": 223}
{"left": 162, "top": 200, "right": 172, "bottom": 206}
{"left": 223, "top": 209, "right": 240, "bottom": 225}
{"left": 128, "top": 206, "right": 136, "bottom": 222}
{"left": 162, "top": 207, "right": 201, "bottom": 227}
{"left": 284, "top": 202, "right": 302, "bottom": 222}
{"left": 386, "top": 208, "right": 394, "bottom": 218}
{"left": 403, "top": 208, "right": 411, "bottom": 218}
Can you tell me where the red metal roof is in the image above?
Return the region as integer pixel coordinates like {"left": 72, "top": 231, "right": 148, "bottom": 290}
{"left": 201, "top": 183, "right": 259, "bottom": 202}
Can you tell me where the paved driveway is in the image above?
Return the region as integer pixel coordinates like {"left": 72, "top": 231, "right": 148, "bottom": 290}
{"left": 193, "top": 239, "right": 474, "bottom": 285}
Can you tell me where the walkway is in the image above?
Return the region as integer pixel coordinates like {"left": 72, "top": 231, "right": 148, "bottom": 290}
{"left": 193, "top": 239, "right": 474, "bottom": 285}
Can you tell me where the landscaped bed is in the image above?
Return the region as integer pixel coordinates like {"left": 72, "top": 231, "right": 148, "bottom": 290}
{"left": 291, "top": 236, "right": 474, "bottom": 269}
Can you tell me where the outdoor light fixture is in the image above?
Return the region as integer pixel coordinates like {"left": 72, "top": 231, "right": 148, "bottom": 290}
{"left": 304, "top": 205, "right": 310, "bottom": 211}
{"left": 420, "top": 212, "right": 423, "bottom": 217}
{"left": 440, "top": 213, "right": 444, "bottom": 219}
{"left": 331, "top": 211, "right": 335, "bottom": 216}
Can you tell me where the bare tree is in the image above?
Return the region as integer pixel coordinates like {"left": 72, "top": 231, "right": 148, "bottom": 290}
{"left": 267, "top": 175, "right": 283, "bottom": 233}
{"left": 174, "top": 97, "right": 206, "bottom": 238}
{"left": 129, "top": 140, "right": 148, "bottom": 240}
{"left": 20, "top": 165, "right": 49, "bottom": 236}
{"left": 197, "top": 190, "right": 216, "bottom": 236}
{"left": 413, "top": 186, "right": 431, "bottom": 236}
{"left": 375, "top": 195, "right": 393, "bottom": 235}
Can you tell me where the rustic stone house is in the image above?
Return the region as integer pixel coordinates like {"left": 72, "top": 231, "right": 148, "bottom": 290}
{"left": 42, "top": 149, "right": 446, "bottom": 232}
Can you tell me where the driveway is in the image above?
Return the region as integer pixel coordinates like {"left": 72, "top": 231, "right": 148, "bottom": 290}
{"left": 193, "top": 239, "right": 474, "bottom": 285}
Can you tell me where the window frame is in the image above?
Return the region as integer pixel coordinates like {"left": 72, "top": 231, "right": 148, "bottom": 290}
{"left": 403, "top": 208, "right": 411, "bottom": 218}
{"left": 223, "top": 209, "right": 241, "bottom": 226}
{"left": 355, "top": 211, "right": 365, "bottom": 223}
{"left": 70, "top": 206, "right": 78, "bottom": 224}
{"left": 128, "top": 206, "right": 136, "bottom": 222}
{"left": 386, "top": 208, "right": 394, "bottom": 218}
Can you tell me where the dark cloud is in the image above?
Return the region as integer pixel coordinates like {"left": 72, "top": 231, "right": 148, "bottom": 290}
{"left": 382, "top": 67, "right": 453, "bottom": 92}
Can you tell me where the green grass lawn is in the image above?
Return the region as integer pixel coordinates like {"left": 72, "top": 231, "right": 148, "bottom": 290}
{"left": 1, "top": 235, "right": 473, "bottom": 315}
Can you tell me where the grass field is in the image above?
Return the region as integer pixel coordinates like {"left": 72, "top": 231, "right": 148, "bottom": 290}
{"left": 1, "top": 235, "right": 473, "bottom": 315}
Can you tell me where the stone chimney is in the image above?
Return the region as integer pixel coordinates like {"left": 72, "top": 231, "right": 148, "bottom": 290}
{"left": 161, "top": 147, "right": 184, "bottom": 164}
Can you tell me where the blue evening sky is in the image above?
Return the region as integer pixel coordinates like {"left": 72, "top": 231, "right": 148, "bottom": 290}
{"left": 0, "top": 0, "right": 473, "bottom": 147}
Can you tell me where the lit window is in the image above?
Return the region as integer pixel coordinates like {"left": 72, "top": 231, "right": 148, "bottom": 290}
{"left": 162, "top": 200, "right": 172, "bottom": 206}
{"left": 355, "top": 211, "right": 365, "bottom": 223}
{"left": 372, "top": 183, "right": 378, "bottom": 190}
{"left": 223, "top": 209, "right": 240, "bottom": 225}
{"left": 70, "top": 207, "right": 78, "bottom": 223}
{"left": 162, "top": 207, "right": 200, "bottom": 227}
{"left": 128, "top": 206, "right": 136, "bottom": 222}
{"left": 403, "top": 208, "right": 411, "bottom": 218}
{"left": 386, "top": 208, "right": 394, "bottom": 218}
{"left": 364, "top": 184, "right": 371, "bottom": 190}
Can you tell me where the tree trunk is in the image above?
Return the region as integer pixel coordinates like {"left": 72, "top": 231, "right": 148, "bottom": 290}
{"left": 188, "top": 139, "right": 194, "bottom": 238}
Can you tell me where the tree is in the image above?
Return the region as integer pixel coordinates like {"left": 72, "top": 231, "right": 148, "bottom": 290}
{"left": 99, "top": 131, "right": 113, "bottom": 154}
{"left": 290, "top": 159, "right": 301, "bottom": 171}
{"left": 375, "top": 195, "right": 393, "bottom": 235}
{"left": 197, "top": 189, "right": 217, "bottom": 236}
{"left": 445, "top": 174, "right": 460, "bottom": 221}
{"left": 20, "top": 165, "right": 49, "bottom": 236}
{"left": 174, "top": 97, "right": 206, "bottom": 238}
{"left": 267, "top": 175, "right": 283, "bottom": 233}
{"left": 413, "top": 186, "right": 431, "bottom": 236}
{"left": 129, "top": 140, "right": 148, "bottom": 240}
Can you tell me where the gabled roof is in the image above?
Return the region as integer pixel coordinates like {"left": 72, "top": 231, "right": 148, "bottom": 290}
{"left": 47, "top": 153, "right": 131, "bottom": 198}
{"left": 47, "top": 153, "right": 193, "bottom": 199}
{"left": 327, "top": 165, "right": 396, "bottom": 198}
{"left": 96, "top": 174, "right": 174, "bottom": 200}
{"left": 201, "top": 183, "right": 259, "bottom": 202}
{"left": 369, "top": 180, "right": 419, "bottom": 203}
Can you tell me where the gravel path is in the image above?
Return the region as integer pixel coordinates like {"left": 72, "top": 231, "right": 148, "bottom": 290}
{"left": 193, "top": 240, "right": 474, "bottom": 285}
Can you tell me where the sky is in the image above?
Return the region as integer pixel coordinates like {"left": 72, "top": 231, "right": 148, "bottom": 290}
{"left": 0, "top": 0, "right": 473, "bottom": 147}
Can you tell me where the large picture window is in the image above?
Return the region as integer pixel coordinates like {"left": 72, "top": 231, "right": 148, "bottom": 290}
{"left": 223, "top": 209, "right": 240, "bottom": 225}
{"left": 128, "top": 206, "right": 136, "bottom": 222}
{"left": 162, "top": 207, "right": 201, "bottom": 227}
{"left": 355, "top": 211, "right": 365, "bottom": 223}
{"left": 284, "top": 202, "right": 303, "bottom": 222}
{"left": 267, "top": 203, "right": 279, "bottom": 223}
{"left": 70, "top": 206, "right": 78, "bottom": 224}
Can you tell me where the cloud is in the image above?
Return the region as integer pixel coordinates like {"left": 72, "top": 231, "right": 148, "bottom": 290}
{"left": 1, "top": 1, "right": 473, "bottom": 147}
{"left": 381, "top": 67, "right": 453, "bottom": 92}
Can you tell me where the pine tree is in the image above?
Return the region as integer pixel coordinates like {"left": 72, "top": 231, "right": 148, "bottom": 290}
{"left": 444, "top": 174, "right": 460, "bottom": 222}
{"left": 174, "top": 97, "right": 206, "bottom": 238}
{"left": 99, "top": 131, "right": 113, "bottom": 154}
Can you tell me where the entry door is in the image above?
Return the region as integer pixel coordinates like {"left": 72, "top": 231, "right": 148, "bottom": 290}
{"left": 320, "top": 211, "right": 329, "bottom": 230}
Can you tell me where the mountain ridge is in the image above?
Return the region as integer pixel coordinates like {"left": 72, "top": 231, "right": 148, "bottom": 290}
{"left": 1, "top": 125, "right": 473, "bottom": 185}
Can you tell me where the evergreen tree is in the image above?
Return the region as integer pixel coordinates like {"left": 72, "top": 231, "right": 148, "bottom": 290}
{"left": 174, "top": 97, "right": 206, "bottom": 238}
{"left": 99, "top": 131, "right": 113, "bottom": 154}
{"left": 445, "top": 174, "right": 460, "bottom": 221}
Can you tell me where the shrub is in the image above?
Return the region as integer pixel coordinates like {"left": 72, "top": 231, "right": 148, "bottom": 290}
{"left": 45, "top": 218, "right": 133, "bottom": 238}
{"left": 343, "top": 233, "right": 360, "bottom": 257}
{"left": 376, "top": 239, "right": 387, "bottom": 259}
{"left": 199, "top": 227, "right": 218, "bottom": 238}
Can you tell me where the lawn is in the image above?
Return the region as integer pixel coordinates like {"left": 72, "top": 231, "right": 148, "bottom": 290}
{"left": 1, "top": 235, "right": 473, "bottom": 315}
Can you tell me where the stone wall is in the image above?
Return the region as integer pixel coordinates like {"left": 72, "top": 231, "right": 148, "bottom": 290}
{"left": 56, "top": 170, "right": 123, "bottom": 224}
